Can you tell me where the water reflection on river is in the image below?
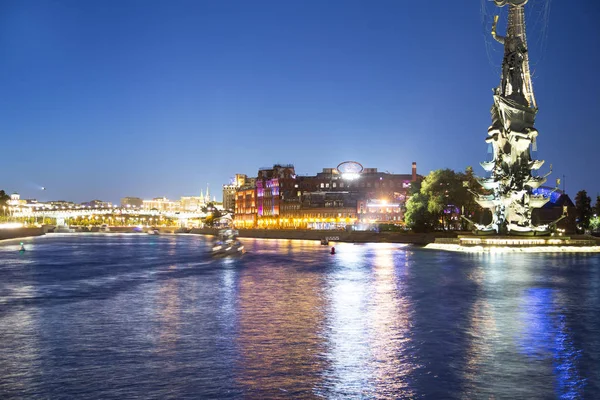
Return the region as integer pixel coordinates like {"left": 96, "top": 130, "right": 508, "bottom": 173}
{"left": 1, "top": 234, "right": 599, "bottom": 398}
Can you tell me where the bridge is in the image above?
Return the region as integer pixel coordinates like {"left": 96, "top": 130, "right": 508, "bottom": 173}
{"left": 9, "top": 205, "right": 210, "bottom": 227}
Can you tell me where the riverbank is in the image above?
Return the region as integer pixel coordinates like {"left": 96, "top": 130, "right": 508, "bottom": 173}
{"left": 0, "top": 227, "right": 45, "bottom": 242}
{"left": 189, "top": 228, "right": 459, "bottom": 245}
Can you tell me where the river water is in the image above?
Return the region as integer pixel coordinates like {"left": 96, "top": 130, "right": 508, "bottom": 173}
{"left": 1, "top": 234, "right": 599, "bottom": 399}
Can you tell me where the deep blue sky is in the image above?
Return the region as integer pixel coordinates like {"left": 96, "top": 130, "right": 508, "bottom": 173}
{"left": 1, "top": 0, "right": 598, "bottom": 203}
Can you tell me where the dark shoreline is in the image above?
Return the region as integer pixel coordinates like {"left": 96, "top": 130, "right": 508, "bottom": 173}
{"left": 188, "top": 228, "right": 457, "bottom": 245}
{"left": 5, "top": 227, "right": 598, "bottom": 246}
{"left": 0, "top": 227, "right": 45, "bottom": 242}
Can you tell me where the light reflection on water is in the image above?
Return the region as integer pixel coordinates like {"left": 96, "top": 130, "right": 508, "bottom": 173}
{"left": 0, "top": 235, "right": 599, "bottom": 399}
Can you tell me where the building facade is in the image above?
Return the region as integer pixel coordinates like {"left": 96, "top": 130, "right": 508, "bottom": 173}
{"left": 121, "top": 197, "right": 143, "bottom": 208}
{"left": 234, "top": 162, "right": 421, "bottom": 229}
{"left": 142, "top": 197, "right": 181, "bottom": 212}
{"left": 223, "top": 174, "right": 248, "bottom": 212}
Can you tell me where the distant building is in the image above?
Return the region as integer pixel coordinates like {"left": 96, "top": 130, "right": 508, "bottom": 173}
{"left": 532, "top": 188, "right": 577, "bottom": 233}
{"left": 82, "top": 200, "right": 112, "bottom": 208}
{"left": 222, "top": 185, "right": 237, "bottom": 212}
{"left": 46, "top": 200, "right": 77, "bottom": 208}
{"left": 7, "top": 193, "right": 26, "bottom": 206}
{"left": 121, "top": 197, "right": 143, "bottom": 208}
{"left": 142, "top": 197, "right": 180, "bottom": 212}
{"left": 180, "top": 196, "right": 204, "bottom": 212}
{"left": 223, "top": 174, "right": 249, "bottom": 212}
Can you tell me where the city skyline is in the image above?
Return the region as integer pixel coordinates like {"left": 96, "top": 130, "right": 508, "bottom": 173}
{"left": 1, "top": 0, "right": 599, "bottom": 203}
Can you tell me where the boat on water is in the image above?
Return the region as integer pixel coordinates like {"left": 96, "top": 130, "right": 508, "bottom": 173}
{"left": 147, "top": 228, "right": 160, "bottom": 235}
{"left": 212, "top": 229, "right": 244, "bottom": 256}
{"left": 99, "top": 224, "right": 110, "bottom": 233}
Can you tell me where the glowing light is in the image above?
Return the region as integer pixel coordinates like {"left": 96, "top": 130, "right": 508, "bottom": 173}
{"left": 342, "top": 172, "right": 360, "bottom": 180}
{"left": 0, "top": 223, "right": 24, "bottom": 229}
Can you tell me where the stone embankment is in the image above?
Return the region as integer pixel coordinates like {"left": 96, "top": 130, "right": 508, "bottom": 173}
{"left": 0, "top": 227, "right": 45, "bottom": 242}
{"left": 189, "top": 228, "right": 458, "bottom": 245}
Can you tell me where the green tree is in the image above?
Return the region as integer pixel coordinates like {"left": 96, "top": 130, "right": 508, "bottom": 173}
{"left": 404, "top": 190, "right": 434, "bottom": 232}
{"left": 594, "top": 195, "right": 600, "bottom": 217}
{"left": 420, "top": 169, "right": 473, "bottom": 230}
{"left": 0, "top": 190, "right": 9, "bottom": 206}
{"left": 0, "top": 190, "right": 9, "bottom": 221}
{"left": 404, "top": 167, "right": 487, "bottom": 232}
{"left": 590, "top": 216, "right": 600, "bottom": 232}
{"left": 574, "top": 190, "right": 593, "bottom": 232}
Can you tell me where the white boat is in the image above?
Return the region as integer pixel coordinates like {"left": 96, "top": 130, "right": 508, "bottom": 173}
{"left": 147, "top": 228, "right": 160, "bottom": 235}
{"left": 212, "top": 229, "right": 244, "bottom": 256}
{"left": 99, "top": 224, "right": 110, "bottom": 233}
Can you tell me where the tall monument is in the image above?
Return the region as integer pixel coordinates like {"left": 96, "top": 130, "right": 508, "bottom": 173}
{"left": 470, "top": 0, "right": 560, "bottom": 236}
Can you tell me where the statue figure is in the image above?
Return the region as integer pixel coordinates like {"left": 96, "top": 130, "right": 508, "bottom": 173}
{"left": 492, "top": 15, "right": 528, "bottom": 102}
{"left": 469, "top": 0, "right": 560, "bottom": 236}
{"left": 494, "top": 0, "right": 529, "bottom": 6}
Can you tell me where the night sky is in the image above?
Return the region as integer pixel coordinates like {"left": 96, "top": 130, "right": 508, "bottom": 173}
{"left": 1, "top": 0, "right": 598, "bottom": 203}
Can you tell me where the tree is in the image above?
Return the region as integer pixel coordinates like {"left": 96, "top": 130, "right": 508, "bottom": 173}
{"left": 574, "top": 190, "right": 592, "bottom": 232}
{"left": 404, "top": 167, "right": 488, "bottom": 232}
{"left": 594, "top": 195, "right": 600, "bottom": 217}
{"left": 590, "top": 216, "right": 600, "bottom": 232}
{"left": 404, "top": 190, "right": 434, "bottom": 232}
{"left": 421, "top": 168, "right": 478, "bottom": 230}
{"left": 0, "top": 190, "right": 9, "bottom": 220}
{"left": 0, "top": 190, "right": 9, "bottom": 206}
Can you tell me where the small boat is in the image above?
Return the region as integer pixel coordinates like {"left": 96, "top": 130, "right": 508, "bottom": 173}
{"left": 147, "top": 228, "right": 160, "bottom": 235}
{"left": 212, "top": 229, "right": 244, "bottom": 256}
{"left": 99, "top": 224, "right": 110, "bottom": 233}
{"left": 320, "top": 238, "right": 329, "bottom": 245}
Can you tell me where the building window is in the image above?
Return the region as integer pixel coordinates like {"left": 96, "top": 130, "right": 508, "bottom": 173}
{"left": 320, "top": 183, "right": 324, "bottom": 188}
{"left": 333, "top": 183, "right": 337, "bottom": 188}
{"left": 326, "top": 183, "right": 330, "bottom": 188}
{"left": 340, "top": 182, "right": 344, "bottom": 188}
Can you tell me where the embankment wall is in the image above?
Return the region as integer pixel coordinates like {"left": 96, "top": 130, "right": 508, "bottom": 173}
{"left": 0, "top": 227, "right": 45, "bottom": 242}
{"left": 189, "top": 228, "right": 459, "bottom": 245}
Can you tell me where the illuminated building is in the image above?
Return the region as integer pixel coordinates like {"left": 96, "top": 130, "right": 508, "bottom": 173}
{"left": 254, "top": 165, "right": 296, "bottom": 227}
{"left": 179, "top": 196, "right": 204, "bottom": 212}
{"left": 46, "top": 200, "right": 77, "bottom": 208}
{"left": 7, "top": 193, "right": 26, "bottom": 206}
{"left": 233, "top": 161, "right": 421, "bottom": 229}
{"left": 532, "top": 187, "right": 577, "bottom": 233}
{"left": 280, "top": 191, "right": 358, "bottom": 229}
{"left": 357, "top": 199, "right": 403, "bottom": 225}
{"left": 234, "top": 181, "right": 257, "bottom": 228}
{"left": 81, "top": 199, "right": 113, "bottom": 208}
{"left": 222, "top": 184, "right": 237, "bottom": 212}
{"left": 121, "top": 197, "right": 143, "bottom": 208}
{"left": 223, "top": 174, "right": 248, "bottom": 212}
{"left": 142, "top": 197, "right": 181, "bottom": 212}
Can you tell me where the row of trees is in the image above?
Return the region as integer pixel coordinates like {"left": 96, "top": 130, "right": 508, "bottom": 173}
{"left": 404, "top": 167, "right": 485, "bottom": 232}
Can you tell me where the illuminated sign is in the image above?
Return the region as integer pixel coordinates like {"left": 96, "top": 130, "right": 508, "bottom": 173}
{"left": 336, "top": 161, "right": 364, "bottom": 180}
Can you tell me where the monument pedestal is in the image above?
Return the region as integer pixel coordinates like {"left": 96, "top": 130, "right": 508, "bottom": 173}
{"left": 427, "top": 235, "right": 600, "bottom": 253}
